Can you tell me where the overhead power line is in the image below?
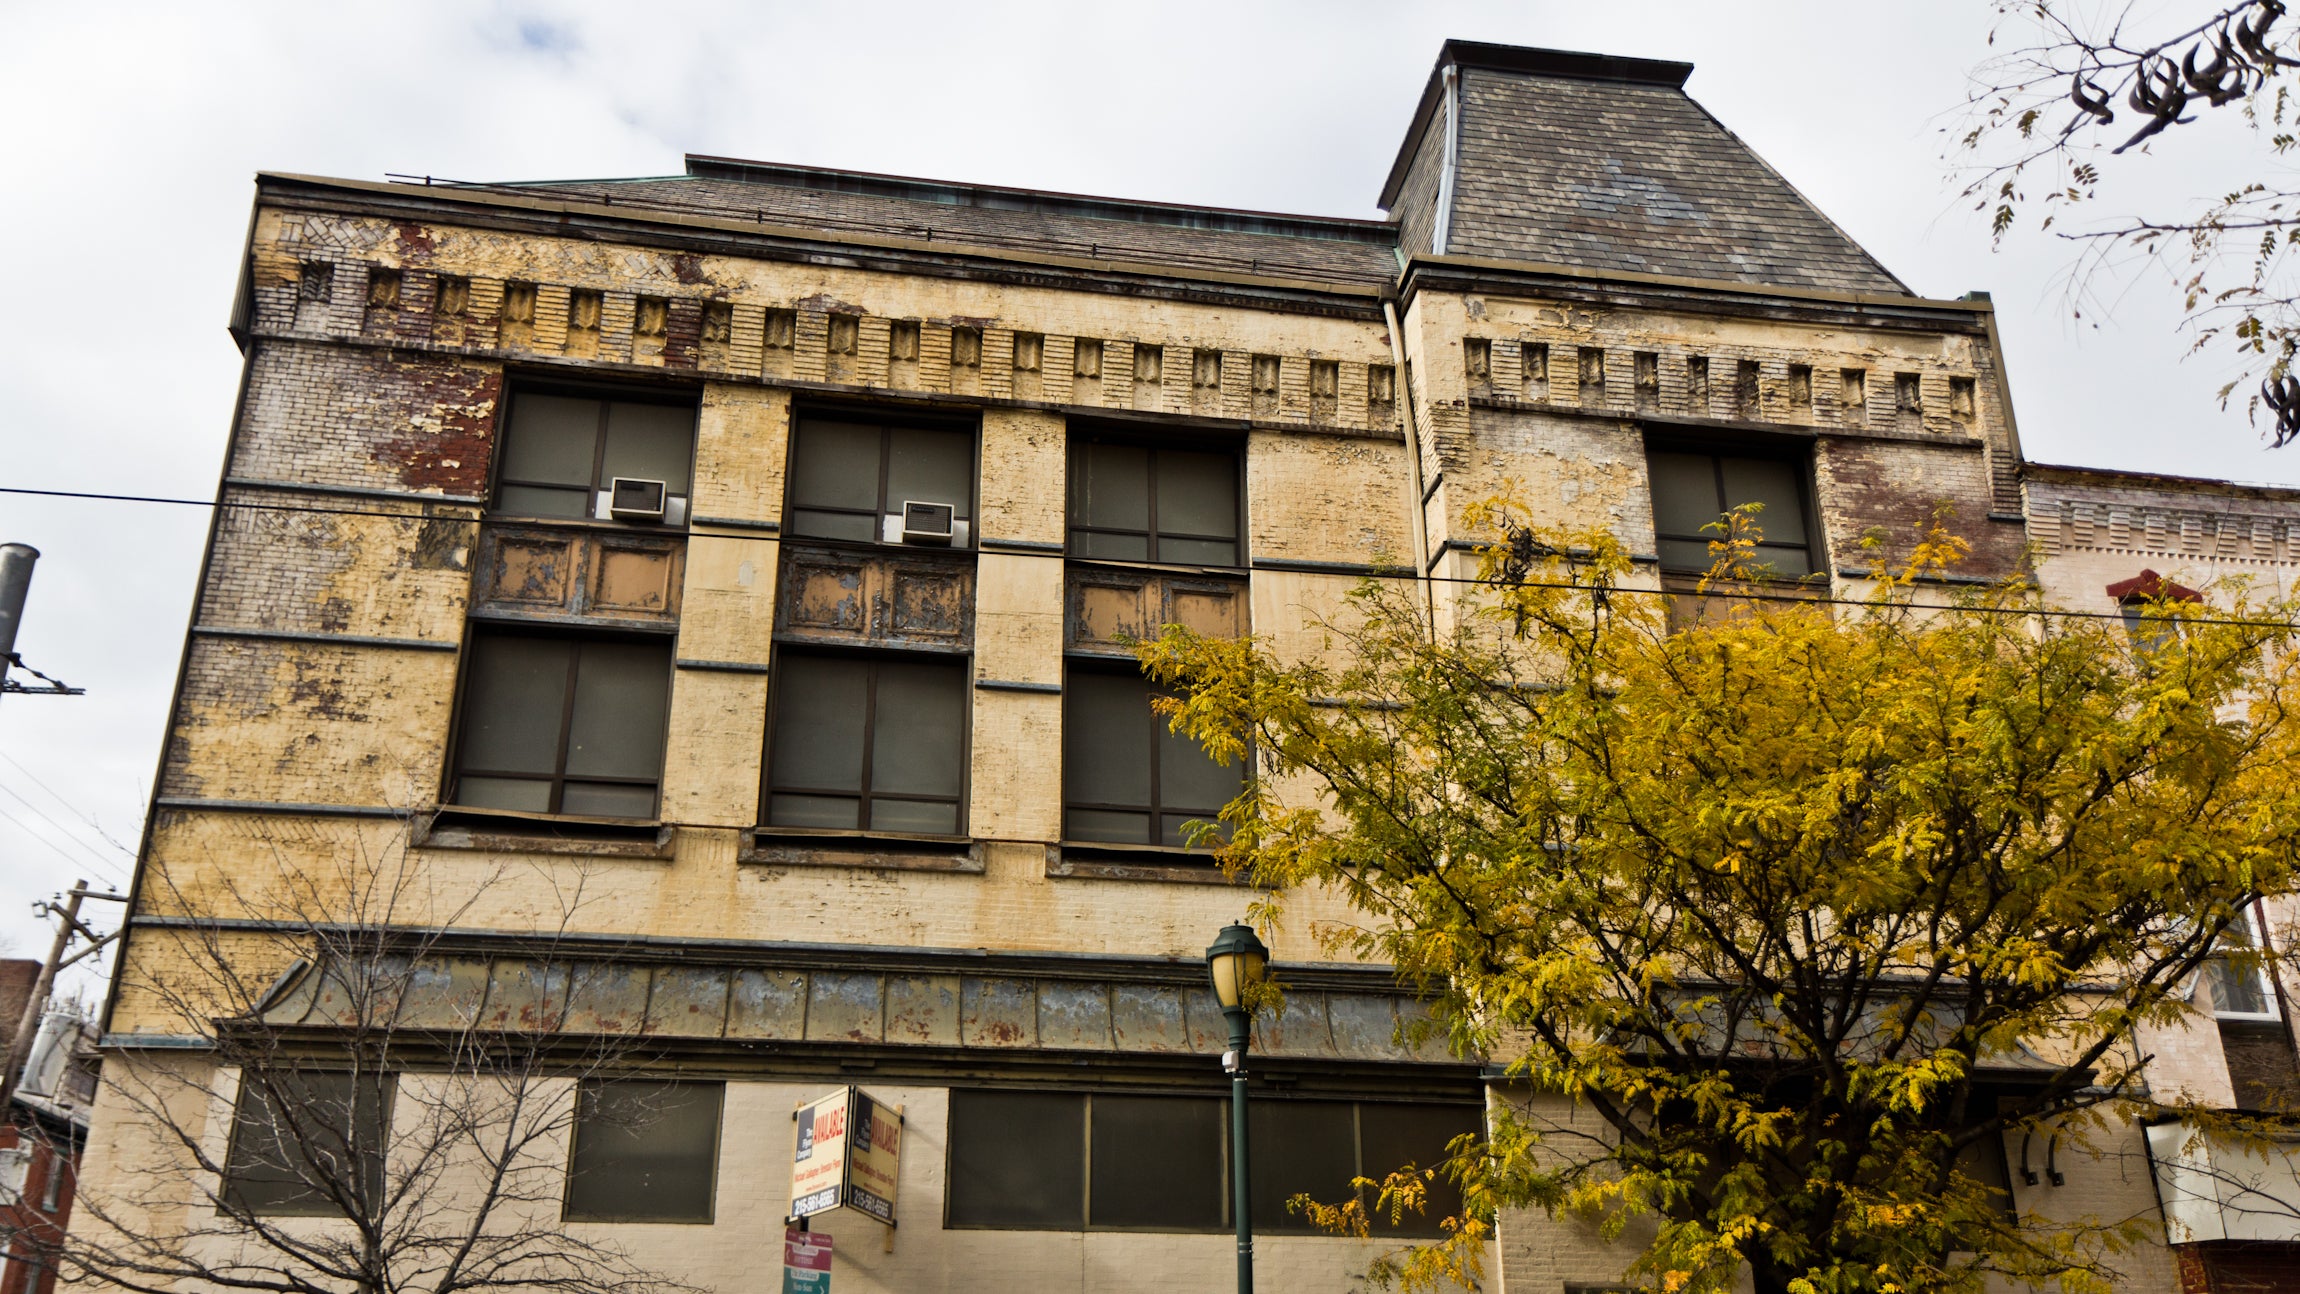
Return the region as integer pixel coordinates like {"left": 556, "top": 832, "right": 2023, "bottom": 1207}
{"left": 9, "top": 484, "right": 2300, "bottom": 630}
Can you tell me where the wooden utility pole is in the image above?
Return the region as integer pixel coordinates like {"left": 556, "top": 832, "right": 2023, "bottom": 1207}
{"left": 0, "top": 881, "right": 121, "bottom": 1107}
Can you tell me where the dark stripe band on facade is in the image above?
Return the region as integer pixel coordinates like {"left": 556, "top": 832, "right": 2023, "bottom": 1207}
{"left": 191, "top": 626, "right": 460, "bottom": 651}
{"left": 975, "top": 679, "right": 1062, "bottom": 694}
{"left": 677, "top": 658, "right": 773, "bottom": 673}
{"left": 154, "top": 797, "right": 414, "bottom": 818}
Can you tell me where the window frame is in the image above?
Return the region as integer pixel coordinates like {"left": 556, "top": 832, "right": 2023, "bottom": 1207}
{"left": 561, "top": 1078, "right": 725, "bottom": 1225}
{"left": 444, "top": 626, "right": 676, "bottom": 822}
{"left": 1066, "top": 431, "right": 1247, "bottom": 571}
{"left": 942, "top": 1087, "right": 1479, "bottom": 1237}
{"left": 488, "top": 381, "right": 701, "bottom": 525}
{"left": 780, "top": 406, "right": 981, "bottom": 549}
{"left": 1643, "top": 436, "right": 1822, "bottom": 578}
{"left": 1060, "top": 659, "right": 1242, "bottom": 852}
{"left": 758, "top": 646, "right": 973, "bottom": 839}
{"left": 2207, "top": 904, "right": 2284, "bottom": 1024}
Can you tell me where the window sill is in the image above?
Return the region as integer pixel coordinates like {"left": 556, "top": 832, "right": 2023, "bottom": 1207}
{"left": 740, "top": 828, "right": 985, "bottom": 874}
{"left": 416, "top": 807, "right": 674, "bottom": 858}
{"left": 1048, "top": 843, "right": 1244, "bottom": 886}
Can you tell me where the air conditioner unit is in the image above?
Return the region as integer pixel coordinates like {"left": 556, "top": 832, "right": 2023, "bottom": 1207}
{"left": 900, "top": 500, "right": 956, "bottom": 545}
{"left": 607, "top": 477, "right": 668, "bottom": 522}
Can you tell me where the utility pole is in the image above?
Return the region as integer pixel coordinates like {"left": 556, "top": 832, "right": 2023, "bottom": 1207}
{"left": 0, "top": 543, "right": 82, "bottom": 701}
{"left": 0, "top": 881, "right": 122, "bottom": 1107}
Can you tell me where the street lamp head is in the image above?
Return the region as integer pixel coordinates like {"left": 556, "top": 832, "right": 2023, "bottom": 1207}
{"left": 1204, "top": 923, "right": 1269, "bottom": 1011}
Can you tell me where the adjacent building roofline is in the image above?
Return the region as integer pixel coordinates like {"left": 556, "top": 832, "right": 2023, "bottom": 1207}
{"left": 2023, "top": 460, "right": 2300, "bottom": 503}
{"left": 1378, "top": 39, "right": 1695, "bottom": 211}
{"left": 681, "top": 153, "right": 1398, "bottom": 243}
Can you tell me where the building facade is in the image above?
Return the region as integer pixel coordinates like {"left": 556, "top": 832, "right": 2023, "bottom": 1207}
{"left": 76, "top": 39, "right": 2300, "bottom": 1293}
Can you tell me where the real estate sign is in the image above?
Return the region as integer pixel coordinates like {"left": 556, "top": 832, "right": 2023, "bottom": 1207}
{"left": 782, "top": 1229, "right": 831, "bottom": 1294}
{"left": 788, "top": 1086, "right": 903, "bottom": 1226}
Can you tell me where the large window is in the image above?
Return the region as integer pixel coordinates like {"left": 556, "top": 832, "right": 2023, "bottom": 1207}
{"left": 222, "top": 1070, "right": 393, "bottom": 1217}
{"left": 1062, "top": 667, "right": 1241, "bottom": 848}
{"left": 946, "top": 1089, "right": 1476, "bottom": 1236}
{"left": 564, "top": 1079, "right": 722, "bottom": 1224}
{"left": 1069, "top": 440, "right": 1242, "bottom": 567}
{"left": 494, "top": 392, "right": 695, "bottom": 523}
{"left": 2207, "top": 906, "right": 2282, "bottom": 1023}
{"left": 764, "top": 654, "right": 968, "bottom": 835}
{"left": 451, "top": 632, "right": 672, "bottom": 819}
{"left": 1647, "top": 449, "right": 1815, "bottom": 576}
{"left": 786, "top": 416, "right": 975, "bottom": 546}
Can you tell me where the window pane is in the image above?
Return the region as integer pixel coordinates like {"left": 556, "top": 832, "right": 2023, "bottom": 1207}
{"left": 1155, "top": 537, "right": 1239, "bottom": 567}
{"left": 1357, "top": 1103, "right": 1480, "bottom": 1237}
{"left": 1249, "top": 1101, "right": 1357, "bottom": 1233}
{"left": 1749, "top": 543, "right": 1814, "bottom": 578}
{"left": 1072, "top": 442, "right": 1149, "bottom": 533}
{"left": 224, "top": 1071, "right": 392, "bottom": 1218}
{"left": 602, "top": 402, "right": 695, "bottom": 495}
{"left": 790, "top": 509, "right": 879, "bottom": 543}
{"left": 1657, "top": 537, "right": 1715, "bottom": 572}
{"left": 1154, "top": 450, "right": 1238, "bottom": 540}
{"left": 1065, "top": 673, "right": 1151, "bottom": 809}
{"left": 563, "top": 641, "right": 671, "bottom": 779}
{"left": 459, "top": 636, "right": 573, "bottom": 776}
{"left": 1718, "top": 458, "right": 1809, "bottom": 546}
{"left": 948, "top": 1090, "right": 1084, "bottom": 1229}
{"left": 565, "top": 1080, "right": 721, "bottom": 1223}
{"left": 886, "top": 426, "right": 974, "bottom": 521}
{"left": 1091, "top": 1095, "right": 1223, "bottom": 1230}
{"left": 790, "top": 420, "right": 883, "bottom": 514}
{"left": 1159, "top": 814, "right": 1228, "bottom": 850}
{"left": 1073, "top": 530, "right": 1151, "bottom": 561}
{"left": 1159, "top": 718, "right": 1241, "bottom": 813}
{"left": 454, "top": 776, "right": 553, "bottom": 813}
{"left": 769, "top": 793, "right": 862, "bottom": 830}
{"left": 869, "top": 798, "right": 959, "bottom": 835}
{"left": 769, "top": 657, "right": 869, "bottom": 793}
{"left": 1648, "top": 452, "right": 1721, "bottom": 536}
{"left": 561, "top": 782, "right": 658, "bottom": 819}
{"left": 870, "top": 661, "right": 966, "bottom": 799}
{"left": 500, "top": 395, "right": 599, "bottom": 487}
{"left": 497, "top": 484, "right": 592, "bottom": 519}
{"left": 1069, "top": 808, "right": 1152, "bottom": 843}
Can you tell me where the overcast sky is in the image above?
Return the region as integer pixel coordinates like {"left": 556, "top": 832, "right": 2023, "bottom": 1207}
{"left": 3, "top": 1, "right": 2294, "bottom": 1002}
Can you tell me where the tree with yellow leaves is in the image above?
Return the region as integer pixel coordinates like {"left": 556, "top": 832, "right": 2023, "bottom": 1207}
{"left": 1136, "top": 512, "right": 2300, "bottom": 1294}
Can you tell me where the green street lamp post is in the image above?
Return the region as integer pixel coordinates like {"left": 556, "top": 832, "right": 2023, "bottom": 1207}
{"left": 1206, "top": 922, "right": 1270, "bottom": 1294}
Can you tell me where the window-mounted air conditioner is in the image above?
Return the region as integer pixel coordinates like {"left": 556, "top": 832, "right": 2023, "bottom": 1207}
{"left": 900, "top": 500, "right": 956, "bottom": 545}
{"left": 607, "top": 477, "right": 668, "bottom": 522}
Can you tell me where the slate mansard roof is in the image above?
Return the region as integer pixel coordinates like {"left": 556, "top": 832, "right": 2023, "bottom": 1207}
{"left": 461, "top": 40, "right": 1907, "bottom": 299}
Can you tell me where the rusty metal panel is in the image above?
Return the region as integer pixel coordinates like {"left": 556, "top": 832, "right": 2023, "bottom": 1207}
{"left": 479, "top": 960, "right": 572, "bottom": 1032}
{"left": 646, "top": 966, "right": 732, "bottom": 1037}
{"left": 884, "top": 974, "right": 960, "bottom": 1045}
{"left": 804, "top": 970, "right": 885, "bottom": 1043}
{"left": 1325, "top": 993, "right": 1411, "bottom": 1062}
{"left": 1182, "top": 985, "right": 1234, "bottom": 1054}
{"left": 961, "top": 977, "right": 1038, "bottom": 1048}
{"left": 777, "top": 543, "right": 973, "bottom": 651}
{"left": 1036, "top": 980, "right": 1115, "bottom": 1051}
{"left": 473, "top": 524, "right": 684, "bottom": 626}
{"left": 726, "top": 968, "right": 807, "bottom": 1039}
{"left": 392, "top": 957, "right": 493, "bottom": 1030}
{"left": 1258, "top": 991, "right": 1339, "bottom": 1058}
{"left": 1067, "top": 567, "right": 1244, "bottom": 656}
{"left": 563, "top": 961, "right": 650, "bottom": 1034}
{"left": 1109, "top": 983, "right": 1192, "bottom": 1053}
{"left": 306, "top": 954, "right": 415, "bottom": 1028}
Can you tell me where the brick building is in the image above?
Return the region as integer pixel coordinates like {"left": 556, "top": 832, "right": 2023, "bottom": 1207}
{"left": 75, "top": 39, "right": 2300, "bottom": 1292}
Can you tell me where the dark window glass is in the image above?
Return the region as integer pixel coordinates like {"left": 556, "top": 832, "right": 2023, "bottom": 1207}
{"left": 1069, "top": 439, "right": 1240, "bottom": 567}
{"left": 496, "top": 393, "right": 695, "bottom": 520}
{"left": 1089, "top": 1095, "right": 1224, "bottom": 1229}
{"left": 1647, "top": 449, "right": 1815, "bottom": 576}
{"left": 787, "top": 417, "right": 974, "bottom": 544}
{"left": 1063, "top": 668, "right": 1240, "bottom": 848}
{"left": 223, "top": 1070, "right": 393, "bottom": 1217}
{"left": 1356, "top": 1102, "right": 1480, "bottom": 1235}
{"left": 948, "top": 1090, "right": 1085, "bottom": 1229}
{"left": 452, "top": 632, "right": 671, "bottom": 818}
{"left": 564, "top": 1080, "right": 722, "bottom": 1223}
{"left": 765, "top": 654, "right": 967, "bottom": 834}
{"left": 1250, "top": 1100, "right": 1358, "bottom": 1233}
